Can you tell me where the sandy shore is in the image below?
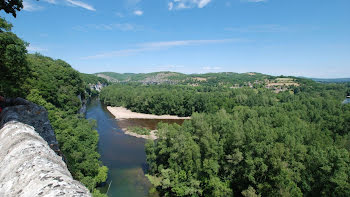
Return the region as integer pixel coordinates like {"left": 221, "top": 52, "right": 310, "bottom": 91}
{"left": 123, "top": 129, "right": 158, "bottom": 140}
{"left": 107, "top": 106, "right": 191, "bottom": 120}
{"left": 107, "top": 106, "right": 190, "bottom": 140}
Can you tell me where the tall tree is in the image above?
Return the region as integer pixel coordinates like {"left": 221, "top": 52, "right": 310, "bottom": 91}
{"left": 0, "top": 17, "right": 29, "bottom": 97}
{"left": 0, "top": 0, "right": 23, "bottom": 17}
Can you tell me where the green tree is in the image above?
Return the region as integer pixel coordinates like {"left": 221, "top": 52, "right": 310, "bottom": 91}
{"left": 0, "top": 17, "right": 29, "bottom": 97}
{"left": 0, "top": 0, "right": 23, "bottom": 17}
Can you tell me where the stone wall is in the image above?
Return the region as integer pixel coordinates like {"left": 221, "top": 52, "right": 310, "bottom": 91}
{"left": 0, "top": 98, "right": 91, "bottom": 196}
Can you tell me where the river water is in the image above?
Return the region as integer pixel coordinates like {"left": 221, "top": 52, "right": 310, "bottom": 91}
{"left": 85, "top": 98, "right": 184, "bottom": 197}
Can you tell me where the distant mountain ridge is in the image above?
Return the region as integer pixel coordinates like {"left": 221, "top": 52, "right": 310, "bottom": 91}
{"left": 95, "top": 72, "right": 350, "bottom": 85}
{"left": 94, "top": 71, "right": 273, "bottom": 85}
{"left": 309, "top": 78, "right": 350, "bottom": 83}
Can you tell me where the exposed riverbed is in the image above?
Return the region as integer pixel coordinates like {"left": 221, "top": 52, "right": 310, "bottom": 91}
{"left": 85, "top": 98, "right": 184, "bottom": 196}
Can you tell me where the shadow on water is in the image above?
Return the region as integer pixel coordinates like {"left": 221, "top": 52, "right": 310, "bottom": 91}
{"left": 85, "top": 98, "right": 159, "bottom": 197}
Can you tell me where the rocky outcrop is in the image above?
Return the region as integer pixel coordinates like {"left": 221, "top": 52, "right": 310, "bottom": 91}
{"left": 89, "top": 82, "right": 106, "bottom": 92}
{"left": 0, "top": 98, "right": 91, "bottom": 196}
{"left": 78, "top": 94, "right": 87, "bottom": 115}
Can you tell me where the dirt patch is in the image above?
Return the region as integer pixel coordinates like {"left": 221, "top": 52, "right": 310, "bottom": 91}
{"left": 193, "top": 77, "right": 207, "bottom": 81}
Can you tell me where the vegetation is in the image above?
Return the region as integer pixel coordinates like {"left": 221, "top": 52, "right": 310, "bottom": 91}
{"left": 101, "top": 84, "right": 282, "bottom": 117}
{"left": 80, "top": 73, "right": 109, "bottom": 85}
{"left": 101, "top": 80, "right": 350, "bottom": 196}
{"left": 0, "top": 16, "right": 29, "bottom": 97}
{"left": 0, "top": 0, "right": 23, "bottom": 17}
{"left": 0, "top": 17, "right": 107, "bottom": 196}
{"left": 96, "top": 71, "right": 186, "bottom": 82}
{"left": 128, "top": 126, "right": 151, "bottom": 135}
{"left": 96, "top": 71, "right": 274, "bottom": 87}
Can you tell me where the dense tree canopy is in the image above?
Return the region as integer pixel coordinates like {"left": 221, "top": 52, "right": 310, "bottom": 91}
{"left": 101, "top": 81, "right": 350, "bottom": 196}
{"left": 0, "top": 17, "right": 29, "bottom": 97}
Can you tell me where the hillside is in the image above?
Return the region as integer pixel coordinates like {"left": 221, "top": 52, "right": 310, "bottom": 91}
{"left": 95, "top": 71, "right": 187, "bottom": 84}
{"left": 96, "top": 71, "right": 308, "bottom": 93}
{"left": 310, "top": 78, "right": 350, "bottom": 83}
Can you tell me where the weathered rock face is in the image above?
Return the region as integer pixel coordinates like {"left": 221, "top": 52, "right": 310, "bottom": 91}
{"left": 0, "top": 121, "right": 91, "bottom": 197}
{"left": 89, "top": 82, "right": 106, "bottom": 92}
{"left": 0, "top": 98, "right": 59, "bottom": 152}
{"left": 0, "top": 98, "right": 91, "bottom": 196}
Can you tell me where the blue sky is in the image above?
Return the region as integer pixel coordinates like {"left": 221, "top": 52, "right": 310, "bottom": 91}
{"left": 2, "top": 0, "right": 350, "bottom": 77}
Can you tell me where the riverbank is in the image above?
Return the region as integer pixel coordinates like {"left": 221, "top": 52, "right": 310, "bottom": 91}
{"left": 107, "top": 106, "right": 191, "bottom": 120}
{"left": 107, "top": 106, "right": 190, "bottom": 140}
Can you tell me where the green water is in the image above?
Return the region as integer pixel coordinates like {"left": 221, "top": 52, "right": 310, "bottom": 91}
{"left": 86, "top": 98, "right": 158, "bottom": 197}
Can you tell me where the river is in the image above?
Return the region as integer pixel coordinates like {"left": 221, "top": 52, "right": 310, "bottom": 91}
{"left": 86, "top": 98, "right": 157, "bottom": 196}
{"left": 85, "top": 98, "right": 185, "bottom": 197}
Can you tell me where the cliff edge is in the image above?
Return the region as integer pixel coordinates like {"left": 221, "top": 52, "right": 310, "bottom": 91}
{"left": 0, "top": 98, "right": 91, "bottom": 196}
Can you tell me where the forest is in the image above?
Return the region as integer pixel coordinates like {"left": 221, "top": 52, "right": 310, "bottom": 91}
{"left": 0, "top": 17, "right": 107, "bottom": 197}
{"left": 100, "top": 80, "right": 350, "bottom": 196}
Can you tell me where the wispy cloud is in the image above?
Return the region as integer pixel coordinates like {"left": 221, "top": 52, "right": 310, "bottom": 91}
{"left": 141, "top": 39, "right": 237, "bottom": 48}
{"left": 126, "top": 0, "right": 141, "bottom": 6}
{"left": 202, "top": 66, "right": 222, "bottom": 71}
{"left": 83, "top": 38, "right": 244, "bottom": 59}
{"left": 226, "top": 24, "right": 319, "bottom": 33}
{"left": 24, "top": 0, "right": 96, "bottom": 11}
{"left": 27, "top": 45, "right": 48, "bottom": 52}
{"left": 168, "top": 0, "right": 212, "bottom": 10}
{"left": 23, "top": 0, "right": 43, "bottom": 11}
{"left": 133, "top": 10, "right": 143, "bottom": 16}
{"left": 74, "top": 23, "right": 138, "bottom": 31}
{"left": 43, "top": 0, "right": 57, "bottom": 4}
{"left": 145, "top": 65, "right": 186, "bottom": 72}
{"left": 226, "top": 24, "right": 291, "bottom": 33}
{"left": 65, "top": 0, "right": 96, "bottom": 11}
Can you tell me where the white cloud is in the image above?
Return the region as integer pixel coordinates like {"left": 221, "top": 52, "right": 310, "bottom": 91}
{"left": 202, "top": 66, "right": 222, "bottom": 71}
{"left": 133, "top": 10, "right": 143, "bottom": 16}
{"left": 27, "top": 45, "right": 47, "bottom": 52}
{"left": 24, "top": 0, "right": 96, "bottom": 11}
{"left": 168, "top": 2, "right": 174, "bottom": 10}
{"left": 225, "top": 24, "right": 317, "bottom": 33}
{"left": 65, "top": 0, "right": 96, "bottom": 11}
{"left": 83, "top": 38, "right": 242, "bottom": 59}
{"left": 198, "top": 0, "right": 211, "bottom": 8}
{"left": 74, "top": 23, "right": 137, "bottom": 31}
{"left": 42, "top": 0, "right": 57, "bottom": 4}
{"left": 23, "top": 0, "right": 43, "bottom": 11}
{"left": 141, "top": 39, "right": 236, "bottom": 48}
{"left": 226, "top": 24, "right": 289, "bottom": 33}
{"left": 168, "top": 0, "right": 212, "bottom": 10}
